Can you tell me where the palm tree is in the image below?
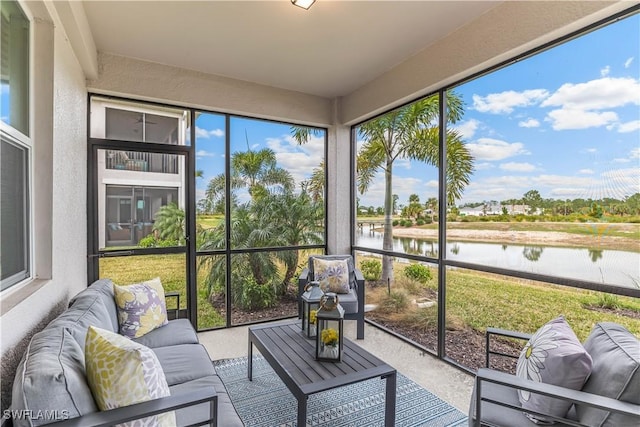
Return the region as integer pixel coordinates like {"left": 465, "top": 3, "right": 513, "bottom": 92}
{"left": 357, "top": 93, "right": 473, "bottom": 282}
{"left": 152, "top": 202, "right": 185, "bottom": 244}
{"left": 260, "top": 191, "right": 325, "bottom": 288}
{"left": 204, "top": 145, "right": 294, "bottom": 210}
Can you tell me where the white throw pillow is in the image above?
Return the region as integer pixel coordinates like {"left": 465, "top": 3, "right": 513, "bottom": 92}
{"left": 516, "top": 316, "right": 592, "bottom": 424}
{"left": 85, "top": 325, "right": 176, "bottom": 426}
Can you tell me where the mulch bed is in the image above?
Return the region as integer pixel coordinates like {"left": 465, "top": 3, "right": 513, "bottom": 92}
{"left": 366, "top": 313, "right": 520, "bottom": 373}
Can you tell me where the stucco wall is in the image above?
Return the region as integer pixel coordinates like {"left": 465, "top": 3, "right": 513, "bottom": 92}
{"left": 0, "top": 3, "right": 87, "bottom": 413}
{"left": 88, "top": 53, "right": 334, "bottom": 127}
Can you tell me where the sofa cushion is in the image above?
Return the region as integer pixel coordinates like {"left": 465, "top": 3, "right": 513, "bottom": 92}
{"left": 170, "top": 376, "right": 243, "bottom": 427}
{"left": 133, "top": 318, "right": 199, "bottom": 348}
{"left": 85, "top": 326, "right": 175, "bottom": 426}
{"left": 576, "top": 322, "right": 640, "bottom": 427}
{"left": 114, "top": 277, "right": 168, "bottom": 339}
{"left": 515, "top": 316, "right": 592, "bottom": 423}
{"left": 313, "top": 258, "right": 350, "bottom": 294}
{"left": 11, "top": 328, "right": 97, "bottom": 427}
{"left": 153, "top": 344, "right": 216, "bottom": 386}
{"left": 54, "top": 288, "right": 116, "bottom": 349}
{"left": 70, "top": 279, "right": 120, "bottom": 332}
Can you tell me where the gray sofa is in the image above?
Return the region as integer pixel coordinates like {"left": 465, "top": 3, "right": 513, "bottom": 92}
{"left": 10, "top": 279, "right": 242, "bottom": 427}
{"left": 469, "top": 322, "right": 640, "bottom": 426}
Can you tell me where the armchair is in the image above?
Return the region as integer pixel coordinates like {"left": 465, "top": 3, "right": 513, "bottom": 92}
{"left": 298, "top": 254, "right": 365, "bottom": 339}
{"left": 469, "top": 324, "right": 640, "bottom": 426}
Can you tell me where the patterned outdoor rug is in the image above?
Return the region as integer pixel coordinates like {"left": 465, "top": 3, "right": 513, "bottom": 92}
{"left": 213, "top": 356, "right": 468, "bottom": 427}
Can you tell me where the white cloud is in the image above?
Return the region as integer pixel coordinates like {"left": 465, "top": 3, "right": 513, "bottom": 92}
{"left": 518, "top": 118, "right": 540, "bottom": 128}
{"left": 454, "top": 119, "right": 480, "bottom": 139}
{"left": 196, "top": 150, "right": 215, "bottom": 157}
{"left": 545, "top": 108, "right": 618, "bottom": 130}
{"left": 600, "top": 66, "right": 610, "bottom": 77}
{"left": 586, "top": 148, "right": 597, "bottom": 153}
{"left": 541, "top": 77, "right": 640, "bottom": 110}
{"left": 465, "top": 138, "right": 530, "bottom": 161}
{"left": 613, "top": 158, "right": 630, "bottom": 163}
{"left": 630, "top": 148, "right": 640, "bottom": 159}
{"left": 266, "top": 134, "right": 325, "bottom": 185}
{"left": 624, "top": 57, "right": 634, "bottom": 68}
{"left": 195, "top": 126, "right": 224, "bottom": 139}
{"left": 473, "top": 89, "right": 549, "bottom": 114}
{"left": 474, "top": 162, "right": 495, "bottom": 171}
{"left": 616, "top": 120, "right": 640, "bottom": 133}
{"left": 541, "top": 77, "right": 640, "bottom": 130}
{"left": 459, "top": 168, "right": 639, "bottom": 205}
{"left": 499, "top": 162, "right": 536, "bottom": 172}
{"left": 578, "top": 169, "right": 594, "bottom": 174}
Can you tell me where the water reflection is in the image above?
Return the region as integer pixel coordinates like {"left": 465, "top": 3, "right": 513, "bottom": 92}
{"left": 356, "top": 231, "right": 639, "bottom": 288}
{"left": 523, "top": 246, "right": 544, "bottom": 262}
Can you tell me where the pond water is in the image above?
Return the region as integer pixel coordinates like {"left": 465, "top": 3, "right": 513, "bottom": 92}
{"left": 356, "top": 231, "right": 640, "bottom": 288}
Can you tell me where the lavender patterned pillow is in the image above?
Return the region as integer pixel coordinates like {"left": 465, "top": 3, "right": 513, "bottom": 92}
{"left": 516, "top": 316, "right": 592, "bottom": 424}
{"left": 313, "top": 258, "right": 350, "bottom": 294}
{"left": 114, "top": 278, "right": 168, "bottom": 339}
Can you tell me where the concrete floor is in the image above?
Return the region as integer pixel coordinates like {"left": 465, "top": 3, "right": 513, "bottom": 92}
{"left": 198, "top": 319, "right": 474, "bottom": 413}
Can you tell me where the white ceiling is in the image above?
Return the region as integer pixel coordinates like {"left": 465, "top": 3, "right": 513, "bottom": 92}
{"left": 82, "top": 0, "right": 501, "bottom": 98}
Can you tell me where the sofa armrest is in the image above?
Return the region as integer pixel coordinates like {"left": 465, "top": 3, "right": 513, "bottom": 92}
{"left": 472, "top": 368, "right": 640, "bottom": 427}
{"left": 485, "top": 327, "right": 532, "bottom": 369}
{"left": 45, "top": 389, "right": 217, "bottom": 427}
{"left": 165, "top": 291, "right": 181, "bottom": 320}
{"left": 297, "top": 268, "right": 310, "bottom": 318}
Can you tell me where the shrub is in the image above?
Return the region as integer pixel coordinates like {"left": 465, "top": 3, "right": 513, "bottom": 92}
{"left": 238, "top": 276, "right": 275, "bottom": 310}
{"left": 404, "top": 263, "right": 432, "bottom": 284}
{"left": 138, "top": 235, "right": 157, "bottom": 248}
{"left": 416, "top": 219, "right": 425, "bottom": 226}
{"left": 360, "top": 259, "right": 382, "bottom": 281}
{"left": 595, "top": 293, "right": 621, "bottom": 310}
{"left": 404, "top": 219, "right": 413, "bottom": 227}
{"left": 392, "top": 220, "right": 399, "bottom": 226}
{"left": 379, "top": 290, "right": 409, "bottom": 314}
{"left": 137, "top": 235, "right": 179, "bottom": 248}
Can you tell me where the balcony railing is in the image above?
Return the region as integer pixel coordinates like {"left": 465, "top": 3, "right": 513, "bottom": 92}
{"left": 106, "top": 150, "right": 179, "bottom": 174}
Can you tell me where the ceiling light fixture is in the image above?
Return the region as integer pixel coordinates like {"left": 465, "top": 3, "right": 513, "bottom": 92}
{"left": 291, "top": 0, "right": 316, "bottom": 10}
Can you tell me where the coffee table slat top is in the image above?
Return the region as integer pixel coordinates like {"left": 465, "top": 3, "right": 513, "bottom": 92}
{"left": 249, "top": 321, "right": 395, "bottom": 396}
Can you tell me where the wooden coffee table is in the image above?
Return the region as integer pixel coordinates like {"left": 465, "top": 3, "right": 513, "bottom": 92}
{"left": 248, "top": 320, "right": 397, "bottom": 426}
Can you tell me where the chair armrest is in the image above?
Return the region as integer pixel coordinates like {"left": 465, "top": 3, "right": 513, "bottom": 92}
{"left": 474, "top": 368, "right": 640, "bottom": 425}
{"left": 298, "top": 268, "right": 310, "bottom": 318}
{"left": 354, "top": 268, "right": 365, "bottom": 289}
{"left": 46, "top": 388, "right": 217, "bottom": 427}
{"left": 485, "top": 327, "right": 532, "bottom": 368}
{"left": 354, "top": 268, "right": 365, "bottom": 313}
{"left": 487, "top": 327, "right": 532, "bottom": 342}
{"left": 165, "top": 291, "right": 181, "bottom": 320}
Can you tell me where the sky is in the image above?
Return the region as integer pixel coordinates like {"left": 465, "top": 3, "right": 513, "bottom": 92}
{"left": 358, "top": 12, "right": 639, "bottom": 208}
{"left": 194, "top": 114, "right": 325, "bottom": 205}
{"left": 191, "top": 13, "right": 639, "bottom": 210}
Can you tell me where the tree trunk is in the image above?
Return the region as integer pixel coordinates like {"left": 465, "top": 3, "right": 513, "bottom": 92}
{"left": 382, "top": 160, "right": 394, "bottom": 284}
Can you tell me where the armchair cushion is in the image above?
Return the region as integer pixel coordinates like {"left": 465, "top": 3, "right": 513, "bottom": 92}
{"left": 312, "top": 257, "right": 350, "bottom": 294}
{"left": 515, "top": 316, "right": 592, "bottom": 423}
{"left": 576, "top": 322, "right": 640, "bottom": 427}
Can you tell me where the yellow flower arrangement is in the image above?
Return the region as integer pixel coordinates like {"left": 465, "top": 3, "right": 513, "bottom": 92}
{"left": 321, "top": 327, "right": 339, "bottom": 347}
{"left": 309, "top": 309, "right": 317, "bottom": 325}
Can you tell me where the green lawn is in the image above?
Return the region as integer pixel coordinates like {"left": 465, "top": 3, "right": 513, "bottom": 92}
{"left": 101, "top": 252, "right": 639, "bottom": 344}
{"left": 445, "top": 269, "right": 640, "bottom": 341}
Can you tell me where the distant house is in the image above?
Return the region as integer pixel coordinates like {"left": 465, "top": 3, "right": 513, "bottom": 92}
{"left": 91, "top": 97, "right": 187, "bottom": 248}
